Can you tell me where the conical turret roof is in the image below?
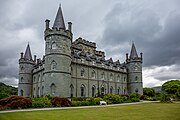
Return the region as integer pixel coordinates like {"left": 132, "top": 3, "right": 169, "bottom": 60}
{"left": 130, "top": 43, "right": 138, "bottom": 59}
{"left": 53, "top": 5, "right": 66, "bottom": 29}
{"left": 24, "top": 43, "right": 32, "bottom": 60}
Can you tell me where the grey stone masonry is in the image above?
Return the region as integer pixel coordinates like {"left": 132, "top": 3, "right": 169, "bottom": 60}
{"left": 18, "top": 6, "right": 143, "bottom": 98}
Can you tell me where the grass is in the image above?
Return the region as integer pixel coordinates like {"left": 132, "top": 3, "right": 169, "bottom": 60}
{"left": 0, "top": 102, "right": 180, "bottom": 120}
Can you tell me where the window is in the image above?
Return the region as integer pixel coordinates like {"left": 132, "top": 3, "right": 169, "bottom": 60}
{"left": 110, "top": 73, "right": 113, "bottom": 81}
{"left": 51, "top": 60, "right": 57, "bottom": 70}
{"left": 117, "top": 87, "right": 120, "bottom": 94}
{"left": 91, "top": 70, "right": 96, "bottom": 79}
{"left": 110, "top": 86, "right": 113, "bottom": 94}
{"left": 92, "top": 61, "right": 95, "bottom": 65}
{"left": 20, "top": 90, "right": 23, "bottom": 96}
{"left": 38, "top": 75, "right": 41, "bottom": 82}
{"left": 135, "top": 88, "right": 138, "bottom": 93}
{"left": 101, "top": 72, "right": 105, "bottom": 80}
{"left": 42, "top": 86, "right": 44, "bottom": 97}
{"left": 51, "top": 83, "right": 56, "bottom": 96}
{"left": 81, "top": 84, "right": 85, "bottom": 97}
{"left": 117, "top": 75, "right": 120, "bottom": 82}
{"left": 80, "top": 68, "right": 85, "bottom": 77}
{"left": 101, "top": 87, "right": 105, "bottom": 96}
{"left": 20, "top": 77, "right": 23, "bottom": 82}
{"left": 124, "top": 77, "right": 126, "bottom": 82}
{"left": 135, "top": 76, "right": 138, "bottom": 81}
{"left": 38, "top": 87, "right": 40, "bottom": 97}
{"left": 52, "top": 42, "right": 57, "bottom": 49}
{"left": 70, "top": 84, "right": 74, "bottom": 98}
{"left": 124, "top": 89, "right": 126, "bottom": 94}
{"left": 81, "top": 59, "right": 85, "bottom": 63}
{"left": 92, "top": 86, "right": 96, "bottom": 97}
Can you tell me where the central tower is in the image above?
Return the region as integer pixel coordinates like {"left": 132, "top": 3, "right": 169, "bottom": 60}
{"left": 43, "top": 6, "right": 72, "bottom": 97}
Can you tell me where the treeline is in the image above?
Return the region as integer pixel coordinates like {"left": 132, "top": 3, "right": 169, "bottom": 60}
{"left": 0, "top": 82, "right": 18, "bottom": 99}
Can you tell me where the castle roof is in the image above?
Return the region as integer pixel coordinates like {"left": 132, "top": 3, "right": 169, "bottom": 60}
{"left": 24, "top": 43, "right": 32, "bottom": 60}
{"left": 130, "top": 43, "right": 138, "bottom": 59}
{"left": 53, "top": 5, "right": 66, "bottom": 29}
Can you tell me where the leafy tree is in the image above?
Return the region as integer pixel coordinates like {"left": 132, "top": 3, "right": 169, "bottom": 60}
{"left": 0, "top": 82, "right": 18, "bottom": 96}
{"left": 143, "top": 88, "right": 155, "bottom": 97}
{"left": 162, "top": 80, "right": 180, "bottom": 98}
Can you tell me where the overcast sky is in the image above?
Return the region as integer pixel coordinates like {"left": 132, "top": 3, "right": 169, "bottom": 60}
{"left": 0, "top": 0, "right": 180, "bottom": 87}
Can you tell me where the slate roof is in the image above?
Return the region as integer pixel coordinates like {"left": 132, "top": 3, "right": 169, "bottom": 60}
{"left": 53, "top": 5, "right": 66, "bottom": 29}
{"left": 24, "top": 43, "right": 32, "bottom": 60}
{"left": 130, "top": 43, "right": 138, "bottom": 59}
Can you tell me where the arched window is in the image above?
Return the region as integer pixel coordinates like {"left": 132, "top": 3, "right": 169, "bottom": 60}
{"left": 50, "top": 83, "right": 56, "bottom": 96}
{"left": 70, "top": 84, "right": 74, "bottom": 98}
{"left": 101, "top": 72, "right": 105, "bottom": 80}
{"left": 20, "top": 77, "right": 23, "bottom": 82}
{"left": 101, "top": 86, "right": 105, "bottom": 96}
{"left": 92, "top": 85, "right": 96, "bottom": 97}
{"left": 20, "top": 90, "right": 23, "bottom": 96}
{"left": 52, "top": 42, "right": 57, "bottom": 49}
{"left": 110, "top": 73, "right": 113, "bottom": 81}
{"left": 42, "top": 86, "right": 44, "bottom": 97}
{"left": 135, "top": 88, "right": 138, "bottom": 93}
{"left": 91, "top": 70, "right": 96, "bottom": 79}
{"left": 80, "top": 68, "right": 85, "bottom": 77}
{"left": 135, "top": 76, "right": 138, "bottom": 81}
{"left": 118, "top": 87, "right": 121, "bottom": 94}
{"left": 124, "top": 77, "right": 126, "bottom": 82}
{"left": 51, "top": 60, "right": 57, "bottom": 70}
{"left": 80, "top": 84, "right": 85, "bottom": 97}
{"left": 124, "top": 89, "right": 126, "bottom": 94}
{"left": 110, "top": 86, "right": 113, "bottom": 94}
{"left": 117, "top": 75, "right": 120, "bottom": 82}
{"left": 38, "top": 75, "right": 41, "bottom": 82}
{"left": 38, "top": 87, "right": 40, "bottom": 97}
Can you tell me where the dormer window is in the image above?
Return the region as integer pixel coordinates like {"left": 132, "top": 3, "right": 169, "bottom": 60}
{"left": 92, "top": 61, "right": 95, "bottom": 65}
{"left": 51, "top": 60, "right": 57, "bottom": 70}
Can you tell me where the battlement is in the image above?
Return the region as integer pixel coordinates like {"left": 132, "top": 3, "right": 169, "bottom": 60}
{"left": 44, "top": 28, "right": 72, "bottom": 39}
{"left": 73, "top": 37, "right": 96, "bottom": 48}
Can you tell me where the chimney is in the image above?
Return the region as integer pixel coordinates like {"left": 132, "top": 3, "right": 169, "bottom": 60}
{"left": 20, "top": 52, "right": 24, "bottom": 59}
{"left": 68, "top": 22, "right": 72, "bottom": 32}
{"left": 45, "top": 19, "right": 50, "bottom": 29}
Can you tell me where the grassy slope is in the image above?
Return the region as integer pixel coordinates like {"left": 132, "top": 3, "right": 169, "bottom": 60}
{"left": 0, "top": 102, "right": 180, "bottom": 120}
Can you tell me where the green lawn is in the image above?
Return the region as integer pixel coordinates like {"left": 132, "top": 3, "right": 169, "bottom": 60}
{"left": 0, "top": 102, "right": 180, "bottom": 120}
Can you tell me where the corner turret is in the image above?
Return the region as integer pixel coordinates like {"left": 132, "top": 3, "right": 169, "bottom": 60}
{"left": 126, "top": 43, "right": 143, "bottom": 95}
{"left": 18, "top": 43, "right": 35, "bottom": 97}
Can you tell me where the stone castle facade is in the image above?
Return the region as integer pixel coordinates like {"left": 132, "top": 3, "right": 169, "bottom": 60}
{"left": 18, "top": 6, "right": 143, "bottom": 98}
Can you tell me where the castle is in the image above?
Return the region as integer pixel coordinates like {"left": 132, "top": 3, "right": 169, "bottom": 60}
{"left": 18, "top": 6, "right": 143, "bottom": 98}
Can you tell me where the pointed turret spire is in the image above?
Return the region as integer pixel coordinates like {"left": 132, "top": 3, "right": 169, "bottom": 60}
{"left": 24, "top": 43, "right": 32, "bottom": 60}
{"left": 130, "top": 43, "right": 138, "bottom": 59}
{"left": 53, "top": 5, "right": 66, "bottom": 29}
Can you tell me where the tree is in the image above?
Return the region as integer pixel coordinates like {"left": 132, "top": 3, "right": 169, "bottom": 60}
{"left": 143, "top": 88, "right": 155, "bottom": 97}
{"left": 162, "top": 80, "right": 180, "bottom": 96}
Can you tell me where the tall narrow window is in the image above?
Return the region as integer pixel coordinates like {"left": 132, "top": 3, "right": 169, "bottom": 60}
{"left": 20, "top": 90, "right": 23, "bottom": 96}
{"left": 101, "top": 86, "right": 105, "bottom": 96}
{"left": 91, "top": 70, "right": 96, "bottom": 79}
{"left": 81, "top": 84, "right": 85, "bottom": 97}
{"left": 70, "top": 84, "right": 74, "bottom": 98}
{"left": 51, "top": 83, "right": 56, "bottom": 96}
{"left": 135, "top": 76, "right": 138, "bottom": 81}
{"left": 92, "top": 85, "right": 96, "bottom": 97}
{"left": 101, "top": 72, "right": 105, "bottom": 80}
{"left": 42, "top": 86, "right": 44, "bottom": 97}
{"left": 80, "top": 68, "right": 85, "bottom": 77}
{"left": 110, "top": 86, "right": 113, "bottom": 94}
{"left": 20, "top": 77, "right": 23, "bottom": 82}
{"left": 51, "top": 60, "right": 57, "bottom": 70}
{"left": 117, "top": 75, "right": 120, "bottom": 82}
{"left": 110, "top": 73, "right": 113, "bottom": 81}
{"left": 118, "top": 87, "right": 120, "bottom": 94}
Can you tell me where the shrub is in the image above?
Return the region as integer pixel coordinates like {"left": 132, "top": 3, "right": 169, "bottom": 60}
{"left": 0, "top": 95, "right": 32, "bottom": 109}
{"left": 0, "top": 93, "right": 10, "bottom": 100}
{"left": 72, "top": 97, "right": 87, "bottom": 101}
{"left": 161, "top": 93, "right": 172, "bottom": 103}
{"left": 51, "top": 97, "right": 72, "bottom": 107}
{"left": 129, "top": 93, "right": 140, "bottom": 102}
{"left": 31, "top": 96, "right": 52, "bottom": 108}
